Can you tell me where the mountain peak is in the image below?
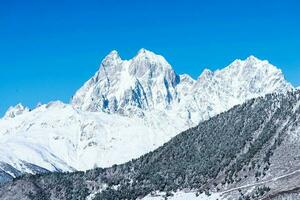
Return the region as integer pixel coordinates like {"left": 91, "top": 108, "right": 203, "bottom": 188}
{"left": 103, "top": 50, "right": 121, "bottom": 61}
{"left": 130, "top": 48, "right": 173, "bottom": 76}
{"left": 134, "top": 48, "right": 160, "bottom": 60}
{"left": 245, "top": 55, "right": 260, "bottom": 62}
{"left": 244, "top": 55, "right": 271, "bottom": 67}
{"left": 198, "top": 68, "right": 213, "bottom": 80}
{"left": 229, "top": 55, "right": 264, "bottom": 67}
{"left": 137, "top": 48, "right": 148, "bottom": 54}
{"left": 3, "top": 103, "right": 30, "bottom": 119}
{"left": 227, "top": 55, "right": 276, "bottom": 72}
{"left": 96, "top": 50, "right": 123, "bottom": 78}
{"left": 136, "top": 48, "right": 154, "bottom": 55}
{"left": 72, "top": 48, "right": 179, "bottom": 113}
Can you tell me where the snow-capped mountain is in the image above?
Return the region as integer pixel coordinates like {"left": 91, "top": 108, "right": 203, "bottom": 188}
{"left": 71, "top": 50, "right": 292, "bottom": 124}
{"left": 71, "top": 49, "right": 180, "bottom": 116}
{"left": 0, "top": 49, "right": 294, "bottom": 183}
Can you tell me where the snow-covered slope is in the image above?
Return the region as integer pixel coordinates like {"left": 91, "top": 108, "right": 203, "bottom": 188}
{"left": 0, "top": 49, "right": 294, "bottom": 183}
{"left": 0, "top": 102, "right": 187, "bottom": 173}
{"left": 2, "top": 91, "right": 300, "bottom": 200}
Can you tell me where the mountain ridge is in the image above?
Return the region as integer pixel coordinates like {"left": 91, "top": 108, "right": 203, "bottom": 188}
{"left": 71, "top": 49, "right": 293, "bottom": 120}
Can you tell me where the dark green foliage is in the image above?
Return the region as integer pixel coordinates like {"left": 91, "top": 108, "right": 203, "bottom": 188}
{"left": 251, "top": 186, "right": 271, "bottom": 199}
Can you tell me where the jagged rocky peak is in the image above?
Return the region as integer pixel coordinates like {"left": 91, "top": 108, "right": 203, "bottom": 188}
{"left": 129, "top": 48, "right": 175, "bottom": 78}
{"left": 3, "top": 103, "right": 30, "bottom": 119}
{"left": 106, "top": 49, "right": 120, "bottom": 59}
{"left": 196, "top": 55, "right": 293, "bottom": 93}
{"left": 71, "top": 51, "right": 293, "bottom": 117}
{"left": 229, "top": 55, "right": 292, "bottom": 92}
{"left": 102, "top": 50, "right": 122, "bottom": 64}
{"left": 224, "top": 55, "right": 280, "bottom": 75}
{"left": 196, "top": 55, "right": 278, "bottom": 82}
{"left": 245, "top": 54, "right": 260, "bottom": 61}
{"left": 135, "top": 48, "right": 155, "bottom": 58}
{"left": 95, "top": 50, "right": 123, "bottom": 80}
{"left": 103, "top": 50, "right": 122, "bottom": 65}
{"left": 134, "top": 48, "right": 165, "bottom": 61}
{"left": 128, "top": 48, "right": 179, "bottom": 106}
{"left": 71, "top": 48, "right": 180, "bottom": 113}
{"left": 179, "top": 74, "right": 195, "bottom": 84}
{"left": 198, "top": 68, "right": 214, "bottom": 81}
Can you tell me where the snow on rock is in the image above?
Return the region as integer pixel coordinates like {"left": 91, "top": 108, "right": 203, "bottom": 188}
{"left": 71, "top": 51, "right": 293, "bottom": 125}
{"left": 3, "top": 104, "right": 30, "bottom": 119}
{"left": 179, "top": 55, "right": 293, "bottom": 124}
{"left": 71, "top": 49, "right": 179, "bottom": 116}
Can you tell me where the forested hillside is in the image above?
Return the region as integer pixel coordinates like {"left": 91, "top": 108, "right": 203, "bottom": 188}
{"left": 1, "top": 91, "right": 300, "bottom": 200}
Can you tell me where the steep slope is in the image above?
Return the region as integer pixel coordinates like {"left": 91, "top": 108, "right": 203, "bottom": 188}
{"left": 1, "top": 91, "right": 299, "bottom": 200}
{"left": 180, "top": 56, "right": 293, "bottom": 123}
{"left": 71, "top": 49, "right": 180, "bottom": 116}
{"left": 0, "top": 49, "right": 293, "bottom": 184}
{"left": 0, "top": 102, "right": 186, "bottom": 173}
{"left": 71, "top": 51, "right": 292, "bottom": 124}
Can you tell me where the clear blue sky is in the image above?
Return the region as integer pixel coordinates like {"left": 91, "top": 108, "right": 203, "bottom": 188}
{"left": 1, "top": 0, "right": 299, "bottom": 115}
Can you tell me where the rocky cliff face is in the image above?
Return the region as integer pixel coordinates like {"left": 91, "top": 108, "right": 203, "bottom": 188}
{"left": 71, "top": 49, "right": 179, "bottom": 116}
{"left": 71, "top": 50, "right": 293, "bottom": 124}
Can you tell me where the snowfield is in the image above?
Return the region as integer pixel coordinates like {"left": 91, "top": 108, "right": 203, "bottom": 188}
{"left": 0, "top": 102, "right": 187, "bottom": 173}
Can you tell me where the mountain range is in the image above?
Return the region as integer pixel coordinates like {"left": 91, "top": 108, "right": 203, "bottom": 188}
{"left": 1, "top": 90, "right": 299, "bottom": 200}
{"left": 0, "top": 49, "right": 295, "bottom": 189}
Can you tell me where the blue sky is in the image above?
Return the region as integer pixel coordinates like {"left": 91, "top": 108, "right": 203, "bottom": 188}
{"left": 1, "top": 0, "right": 299, "bottom": 115}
